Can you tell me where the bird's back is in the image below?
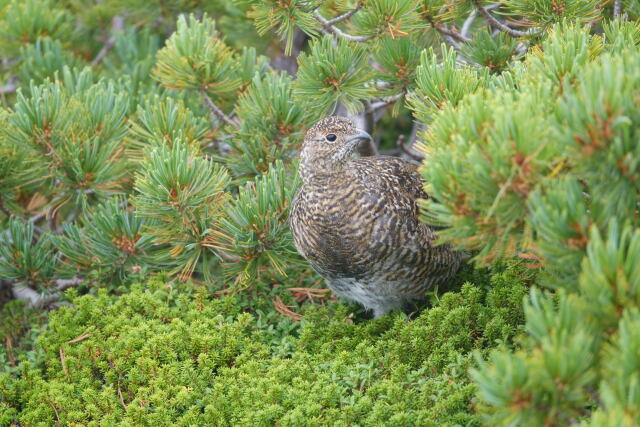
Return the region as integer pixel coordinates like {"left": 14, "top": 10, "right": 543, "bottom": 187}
{"left": 290, "top": 155, "right": 461, "bottom": 315}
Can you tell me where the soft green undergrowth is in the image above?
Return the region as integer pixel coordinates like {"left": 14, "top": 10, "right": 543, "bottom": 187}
{"left": 1, "top": 262, "right": 529, "bottom": 426}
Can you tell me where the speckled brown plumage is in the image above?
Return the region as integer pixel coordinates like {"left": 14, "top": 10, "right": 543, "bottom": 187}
{"left": 290, "top": 116, "right": 462, "bottom": 317}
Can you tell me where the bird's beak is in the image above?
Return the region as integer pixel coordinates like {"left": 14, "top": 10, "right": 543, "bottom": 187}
{"left": 346, "top": 129, "right": 372, "bottom": 145}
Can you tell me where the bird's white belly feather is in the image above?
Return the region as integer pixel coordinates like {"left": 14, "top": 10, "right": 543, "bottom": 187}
{"left": 328, "top": 277, "right": 406, "bottom": 317}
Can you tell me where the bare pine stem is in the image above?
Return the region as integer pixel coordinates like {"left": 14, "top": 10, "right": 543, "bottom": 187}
{"left": 200, "top": 91, "right": 237, "bottom": 127}
{"left": 91, "top": 16, "right": 125, "bottom": 66}
{"left": 12, "top": 285, "right": 60, "bottom": 308}
{"left": 614, "top": 0, "right": 623, "bottom": 19}
{"left": 367, "top": 92, "right": 405, "bottom": 113}
{"left": 0, "top": 79, "right": 17, "bottom": 96}
{"left": 396, "top": 134, "right": 425, "bottom": 163}
{"left": 433, "top": 23, "right": 471, "bottom": 43}
{"left": 326, "top": 2, "right": 363, "bottom": 25}
{"left": 0, "top": 196, "right": 11, "bottom": 217}
{"left": 314, "top": 10, "right": 373, "bottom": 42}
{"left": 461, "top": 9, "right": 477, "bottom": 39}
{"left": 475, "top": 3, "right": 538, "bottom": 38}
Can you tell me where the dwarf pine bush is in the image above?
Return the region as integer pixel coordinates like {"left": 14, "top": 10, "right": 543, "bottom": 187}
{"left": 1, "top": 0, "right": 639, "bottom": 425}
{"left": 418, "top": 25, "right": 640, "bottom": 425}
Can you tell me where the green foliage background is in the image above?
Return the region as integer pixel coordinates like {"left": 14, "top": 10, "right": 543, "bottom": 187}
{"left": 1, "top": 0, "right": 639, "bottom": 425}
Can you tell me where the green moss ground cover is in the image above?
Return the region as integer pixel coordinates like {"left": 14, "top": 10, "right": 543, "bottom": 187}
{"left": 1, "top": 262, "right": 529, "bottom": 426}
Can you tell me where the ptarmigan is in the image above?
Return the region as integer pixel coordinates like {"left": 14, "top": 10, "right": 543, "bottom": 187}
{"left": 290, "top": 116, "right": 462, "bottom": 317}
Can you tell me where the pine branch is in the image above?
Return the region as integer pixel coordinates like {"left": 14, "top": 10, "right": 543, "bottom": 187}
{"left": 396, "top": 134, "right": 424, "bottom": 162}
{"left": 402, "top": 121, "right": 425, "bottom": 161}
{"left": 461, "top": 9, "right": 478, "bottom": 39}
{"left": 29, "top": 213, "right": 45, "bottom": 223}
{"left": 326, "top": 2, "right": 363, "bottom": 25}
{"left": 460, "top": 2, "right": 504, "bottom": 41}
{"left": 362, "top": 100, "right": 378, "bottom": 154}
{"left": 47, "top": 213, "right": 59, "bottom": 235}
{"left": 12, "top": 285, "right": 60, "bottom": 308}
{"left": 613, "top": 0, "right": 623, "bottom": 19}
{"left": 442, "top": 34, "right": 462, "bottom": 51}
{"left": 215, "top": 250, "right": 242, "bottom": 263}
{"left": 378, "top": 122, "right": 423, "bottom": 162}
{"left": 474, "top": 3, "right": 539, "bottom": 37}
{"left": 0, "top": 196, "right": 11, "bottom": 217}
{"left": 91, "top": 15, "right": 124, "bottom": 66}
{"left": 313, "top": 10, "right": 373, "bottom": 42}
{"left": 200, "top": 90, "right": 237, "bottom": 127}
{"left": 56, "top": 276, "right": 83, "bottom": 291}
{"left": 0, "top": 76, "right": 17, "bottom": 95}
{"left": 367, "top": 91, "right": 405, "bottom": 113}
{"left": 0, "top": 82, "right": 16, "bottom": 95}
{"left": 1, "top": 57, "right": 18, "bottom": 70}
{"left": 361, "top": 93, "right": 405, "bottom": 156}
{"left": 432, "top": 23, "right": 471, "bottom": 43}
{"left": 10, "top": 276, "right": 82, "bottom": 309}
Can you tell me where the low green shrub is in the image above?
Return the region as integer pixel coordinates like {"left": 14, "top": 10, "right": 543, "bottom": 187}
{"left": 1, "top": 262, "right": 528, "bottom": 426}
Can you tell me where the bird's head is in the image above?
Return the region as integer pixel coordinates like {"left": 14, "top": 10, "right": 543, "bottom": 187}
{"left": 299, "top": 116, "right": 372, "bottom": 184}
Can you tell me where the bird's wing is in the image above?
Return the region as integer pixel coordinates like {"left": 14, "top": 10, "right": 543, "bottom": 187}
{"left": 351, "top": 156, "right": 430, "bottom": 199}
{"left": 349, "top": 156, "right": 429, "bottom": 206}
{"left": 348, "top": 157, "right": 459, "bottom": 286}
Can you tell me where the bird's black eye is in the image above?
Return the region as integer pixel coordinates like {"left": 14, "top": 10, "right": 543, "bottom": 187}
{"left": 325, "top": 134, "right": 337, "bottom": 142}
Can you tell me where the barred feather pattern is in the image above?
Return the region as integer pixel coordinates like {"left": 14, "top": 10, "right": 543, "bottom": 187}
{"left": 290, "top": 117, "right": 462, "bottom": 317}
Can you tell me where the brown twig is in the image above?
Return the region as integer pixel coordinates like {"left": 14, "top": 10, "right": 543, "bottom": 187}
{"left": 273, "top": 296, "right": 303, "bottom": 321}
{"left": 460, "top": 4, "right": 504, "bottom": 43}
{"left": 288, "top": 287, "right": 331, "bottom": 303}
{"left": 217, "top": 251, "right": 242, "bottom": 263}
{"left": 213, "top": 286, "right": 235, "bottom": 296}
{"left": 60, "top": 348, "right": 69, "bottom": 376}
{"left": 5, "top": 336, "right": 15, "bottom": 366}
{"left": 47, "top": 194, "right": 72, "bottom": 235}
{"left": 360, "top": 92, "right": 405, "bottom": 156}
{"left": 47, "top": 398, "right": 62, "bottom": 426}
{"left": 117, "top": 381, "right": 127, "bottom": 409}
{"left": 201, "top": 231, "right": 243, "bottom": 263}
{"left": 518, "top": 252, "right": 544, "bottom": 269}
{"left": 66, "top": 332, "right": 91, "bottom": 344}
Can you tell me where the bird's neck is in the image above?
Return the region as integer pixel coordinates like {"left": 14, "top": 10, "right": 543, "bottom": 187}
{"left": 299, "top": 155, "right": 350, "bottom": 187}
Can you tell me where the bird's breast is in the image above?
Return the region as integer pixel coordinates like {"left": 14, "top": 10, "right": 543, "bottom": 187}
{"left": 290, "top": 185, "right": 379, "bottom": 279}
{"left": 291, "top": 182, "right": 393, "bottom": 278}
